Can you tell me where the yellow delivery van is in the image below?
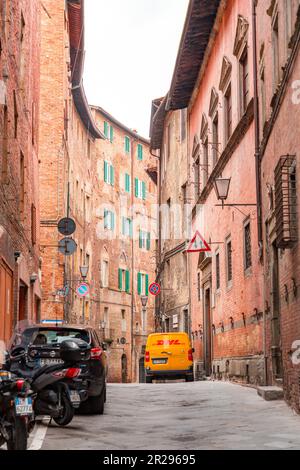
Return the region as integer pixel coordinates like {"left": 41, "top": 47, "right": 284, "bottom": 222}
{"left": 144, "top": 332, "right": 194, "bottom": 383}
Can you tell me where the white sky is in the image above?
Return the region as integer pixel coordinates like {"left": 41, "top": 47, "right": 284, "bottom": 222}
{"left": 84, "top": 0, "right": 189, "bottom": 138}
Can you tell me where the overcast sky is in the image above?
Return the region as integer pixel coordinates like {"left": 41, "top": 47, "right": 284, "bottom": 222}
{"left": 84, "top": 0, "right": 189, "bottom": 138}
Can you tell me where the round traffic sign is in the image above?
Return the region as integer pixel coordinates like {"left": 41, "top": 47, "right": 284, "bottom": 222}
{"left": 58, "top": 237, "right": 77, "bottom": 256}
{"left": 76, "top": 283, "right": 89, "bottom": 298}
{"left": 58, "top": 218, "right": 76, "bottom": 236}
{"left": 149, "top": 282, "right": 161, "bottom": 296}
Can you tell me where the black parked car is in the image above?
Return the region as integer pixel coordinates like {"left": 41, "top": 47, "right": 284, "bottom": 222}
{"left": 10, "top": 324, "right": 107, "bottom": 415}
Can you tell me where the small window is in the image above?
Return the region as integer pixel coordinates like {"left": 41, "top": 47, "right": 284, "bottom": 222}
{"left": 244, "top": 221, "right": 252, "bottom": 271}
{"left": 125, "top": 173, "right": 131, "bottom": 193}
{"left": 139, "top": 231, "right": 150, "bottom": 250}
{"left": 240, "top": 49, "right": 249, "bottom": 115}
{"left": 118, "top": 269, "right": 130, "bottom": 293}
{"left": 224, "top": 83, "right": 232, "bottom": 142}
{"left": 137, "top": 272, "right": 149, "bottom": 296}
{"left": 197, "top": 272, "right": 201, "bottom": 302}
{"left": 226, "top": 239, "right": 233, "bottom": 284}
{"left": 122, "top": 217, "right": 133, "bottom": 238}
{"left": 121, "top": 310, "right": 127, "bottom": 332}
{"left": 125, "top": 136, "right": 130, "bottom": 154}
{"left": 104, "top": 210, "right": 115, "bottom": 231}
{"left": 216, "top": 252, "right": 220, "bottom": 290}
{"left": 212, "top": 113, "right": 219, "bottom": 167}
{"left": 102, "top": 260, "right": 109, "bottom": 288}
{"left": 137, "top": 143, "right": 143, "bottom": 161}
{"left": 202, "top": 138, "right": 209, "bottom": 187}
{"left": 104, "top": 121, "right": 109, "bottom": 138}
{"left": 104, "top": 161, "right": 114, "bottom": 186}
{"left": 135, "top": 178, "right": 146, "bottom": 200}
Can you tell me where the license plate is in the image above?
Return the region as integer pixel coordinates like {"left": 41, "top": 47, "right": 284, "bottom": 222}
{"left": 15, "top": 397, "right": 33, "bottom": 416}
{"left": 152, "top": 359, "right": 167, "bottom": 365}
{"left": 40, "top": 358, "right": 63, "bottom": 366}
{"left": 69, "top": 390, "right": 80, "bottom": 405}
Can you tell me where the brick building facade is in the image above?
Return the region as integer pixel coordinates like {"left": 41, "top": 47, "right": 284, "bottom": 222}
{"left": 0, "top": 0, "right": 42, "bottom": 343}
{"left": 38, "top": 0, "right": 103, "bottom": 326}
{"left": 257, "top": 0, "right": 300, "bottom": 412}
{"left": 150, "top": 100, "right": 191, "bottom": 342}
{"left": 151, "top": 0, "right": 300, "bottom": 411}
{"left": 38, "top": 0, "right": 157, "bottom": 383}
{"left": 90, "top": 106, "right": 157, "bottom": 383}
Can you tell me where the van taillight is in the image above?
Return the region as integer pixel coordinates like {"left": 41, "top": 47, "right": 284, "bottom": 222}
{"left": 188, "top": 349, "right": 193, "bottom": 361}
{"left": 91, "top": 347, "right": 102, "bottom": 360}
{"left": 145, "top": 351, "right": 150, "bottom": 363}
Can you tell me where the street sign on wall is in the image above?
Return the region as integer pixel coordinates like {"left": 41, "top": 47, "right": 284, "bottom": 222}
{"left": 58, "top": 237, "right": 77, "bottom": 256}
{"left": 76, "top": 283, "right": 89, "bottom": 298}
{"left": 187, "top": 231, "right": 211, "bottom": 253}
{"left": 58, "top": 218, "right": 76, "bottom": 236}
{"left": 149, "top": 282, "right": 161, "bottom": 296}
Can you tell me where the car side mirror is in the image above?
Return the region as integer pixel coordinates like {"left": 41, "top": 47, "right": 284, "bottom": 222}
{"left": 192, "top": 348, "right": 195, "bottom": 353}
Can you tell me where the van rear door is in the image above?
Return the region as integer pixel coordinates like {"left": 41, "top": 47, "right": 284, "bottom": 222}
{"left": 149, "top": 334, "right": 189, "bottom": 371}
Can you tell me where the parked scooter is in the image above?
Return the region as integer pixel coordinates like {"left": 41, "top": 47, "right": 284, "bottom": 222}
{"left": 6, "top": 338, "right": 90, "bottom": 427}
{"left": 0, "top": 370, "right": 33, "bottom": 450}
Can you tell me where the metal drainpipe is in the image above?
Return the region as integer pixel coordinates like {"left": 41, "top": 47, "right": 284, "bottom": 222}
{"left": 130, "top": 136, "right": 136, "bottom": 382}
{"left": 252, "top": 0, "right": 267, "bottom": 385}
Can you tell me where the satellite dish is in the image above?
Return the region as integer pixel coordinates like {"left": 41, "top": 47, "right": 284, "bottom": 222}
{"left": 58, "top": 237, "right": 77, "bottom": 256}
{"left": 58, "top": 218, "right": 76, "bottom": 236}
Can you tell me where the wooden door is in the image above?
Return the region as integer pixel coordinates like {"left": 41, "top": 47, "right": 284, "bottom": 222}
{"left": 0, "top": 261, "right": 13, "bottom": 343}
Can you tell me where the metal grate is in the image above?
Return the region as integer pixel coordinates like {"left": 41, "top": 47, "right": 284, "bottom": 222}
{"left": 275, "top": 156, "right": 297, "bottom": 248}
{"left": 244, "top": 222, "right": 252, "bottom": 270}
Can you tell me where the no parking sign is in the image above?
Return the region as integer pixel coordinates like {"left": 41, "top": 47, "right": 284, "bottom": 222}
{"left": 149, "top": 282, "right": 161, "bottom": 297}
{"left": 76, "top": 283, "right": 89, "bottom": 297}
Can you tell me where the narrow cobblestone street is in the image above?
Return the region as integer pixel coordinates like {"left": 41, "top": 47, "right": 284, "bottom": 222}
{"left": 37, "top": 382, "right": 300, "bottom": 450}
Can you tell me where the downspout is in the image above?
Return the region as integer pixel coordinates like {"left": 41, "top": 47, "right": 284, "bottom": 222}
{"left": 130, "top": 137, "right": 135, "bottom": 382}
{"left": 252, "top": 0, "right": 267, "bottom": 385}
{"left": 151, "top": 147, "right": 162, "bottom": 332}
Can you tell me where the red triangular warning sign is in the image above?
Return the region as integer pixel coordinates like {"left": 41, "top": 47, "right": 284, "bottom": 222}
{"left": 187, "top": 231, "right": 211, "bottom": 253}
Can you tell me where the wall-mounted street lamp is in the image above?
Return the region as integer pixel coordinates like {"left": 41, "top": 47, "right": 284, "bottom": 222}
{"left": 213, "top": 177, "right": 257, "bottom": 210}
{"left": 79, "top": 265, "right": 89, "bottom": 279}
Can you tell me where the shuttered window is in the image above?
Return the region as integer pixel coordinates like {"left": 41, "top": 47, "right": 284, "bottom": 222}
{"left": 119, "top": 269, "right": 130, "bottom": 293}
{"left": 104, "top": 121, "right": 109, "bottom": 138}
{"left": 137, "top": 143, "right": 143, "bottom": 161}
{"left": 122, "top": 217, "right": 133, "bottom": 237}
{"left": 104, "top": 210, "right": 115, "bottom": 230}
{"left": 134, "top": 178, "right": 146, "bottom": 200}
{"left": 137, "top": 273, "right": 149, "bottom": 296}
{"left": 139, "top": 231, "right": 151, "bottom": 250}
{"left": 104, "top": 161, "right": 114, "bottom": 186}
{"left": 125, "top": 136, "right": 130, "bottom": 154}
{"left": 125, "top": 173, "right": 131, "bottom": 193}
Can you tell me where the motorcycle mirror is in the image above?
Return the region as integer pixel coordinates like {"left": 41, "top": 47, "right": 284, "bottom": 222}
{"left": 10, "top": 346, "right": 26, "bottom": 359}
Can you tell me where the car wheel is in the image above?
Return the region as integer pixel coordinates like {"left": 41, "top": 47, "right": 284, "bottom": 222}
{"left": 185, "top": 375, "right": 194, "bottom": 382}
{"left": 79, "top": 387, "right": 105, "bottom": 415}
{"left": 146, "top": 377, "right": 152, "bottom": 384}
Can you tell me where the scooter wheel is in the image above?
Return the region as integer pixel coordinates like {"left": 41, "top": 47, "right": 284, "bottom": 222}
{"left": 6, "top": 413, "right": 28, "bottom": 450}
{"left": 53, "top": 393, "right": 74, "bottom": 426}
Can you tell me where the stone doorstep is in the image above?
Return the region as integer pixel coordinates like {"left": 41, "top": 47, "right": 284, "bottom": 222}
{"left": 257, "top": 386, "right": 284, "bottom": 401}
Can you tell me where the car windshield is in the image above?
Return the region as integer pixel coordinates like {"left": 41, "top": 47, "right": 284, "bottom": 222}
{"left": 11, "top": 328, "right": 90, "bottom": 348}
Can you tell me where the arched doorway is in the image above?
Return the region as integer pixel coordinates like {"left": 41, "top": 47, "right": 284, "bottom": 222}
{"left": 121, "top": 354, "right": 127, "bottom": 383}
{"left": 139, "top": 357, "right": 145, "bottom": 383}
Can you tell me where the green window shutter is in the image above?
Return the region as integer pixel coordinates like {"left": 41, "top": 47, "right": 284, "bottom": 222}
{"left": 146, "top": 232, "right": 151, "bottom": 251}
{"left": 135, "top": 178, "right": 139, "bottom": 197}
{"left": 139, "top": 230, "right": 143, "bottom": 249}
{"left": 104, "top": 161, "right": 108, "bottom": 182}
{"left": 145, "top": 274, "right": 149, "bottom": 296}
{"left": 110, "top": 126, "right": 114, "bottom": 143}
{"left": 104, "top": 209, "right": 108, "bottom": 228}
{"left": 122, "top": 217, "right": 125, "bottom": 235}
{"left": 137, "top": 272, "right": 142, "bottom": 295}
{"left": 138, "top": 144, "right": 143, "bottom": 160}
{"left": 125, "top": 270, "right": 130, "bottom": 293}
{"left": 125, "top": 173, "right": 130, "bottom": 192}
{"left": 104, "top": 121, "right": 108, "bottom": 138}
{"left": 125, "top": 136, "right": 130, "bottom": 153}
{"left": 110, "top": 165, "right": 114, "bottom": 186}
{"left": 129, "top": 219, "right": 133, "bottom": 238}
{"left": 142, "top": 181, "right": 146, "bottom": 200}
{"left": 118, "top": 268, "right": 123, "bottom": 291}
{"left": 111, "top": 212, "right": 115, "bottom": 231}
